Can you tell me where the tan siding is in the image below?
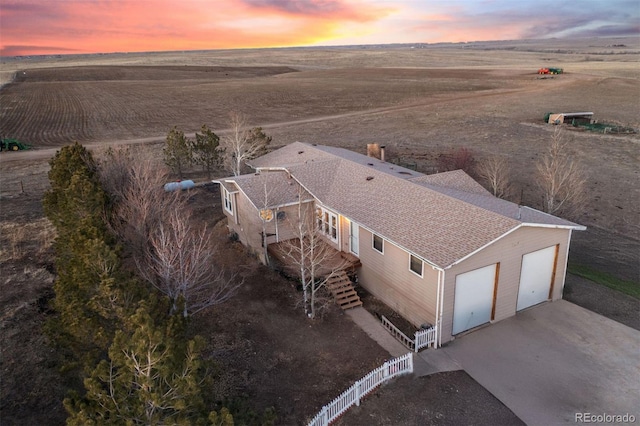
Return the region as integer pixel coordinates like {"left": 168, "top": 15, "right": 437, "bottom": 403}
{"left": 440, "top": 226, "right": 571, "bottom": 343}
{"left": 340, "top": 216, "right": 350, "bottom": 253}
{"left": 226, "top": 191, "right": 264, "bottom": 258}
{"left": 358, "top": 227, "right": 439, "bottom": 327}
{"left": 272, "top": 203, "right": 313, "bottom": 243}
{"left": 225, "top": 193, "right": 318, "bottom": 261}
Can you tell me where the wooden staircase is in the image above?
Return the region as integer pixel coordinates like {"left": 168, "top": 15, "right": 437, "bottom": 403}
{"left": 326, "top": 270, "right": 362, "bottom": 310}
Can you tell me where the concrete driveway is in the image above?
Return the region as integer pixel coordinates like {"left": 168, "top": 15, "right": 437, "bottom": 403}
{"left": 437, "top": 300, "right": 640, "bottom": 425}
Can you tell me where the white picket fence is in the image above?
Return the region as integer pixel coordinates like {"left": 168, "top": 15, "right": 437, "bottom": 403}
{"left": 381, "top": 315, "right": 437, "bottom": 352}
{"left": 307, "top": 353, "right": 413, "bottom": 426}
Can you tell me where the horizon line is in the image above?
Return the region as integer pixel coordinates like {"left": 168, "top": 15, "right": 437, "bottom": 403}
{"left": 2, "top": 35, "right": 636, "bottom": 60}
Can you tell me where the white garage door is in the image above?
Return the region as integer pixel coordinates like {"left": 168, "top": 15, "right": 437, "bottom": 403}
{"left": 452, "top": 264, "right": 497, "bottom": 335}
{"left": 517, "top": 245, "right": 557, "bottom": 311}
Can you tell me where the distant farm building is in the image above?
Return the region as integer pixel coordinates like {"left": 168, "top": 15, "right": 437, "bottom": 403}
{"left": 546, "top": 112, "right": 594, "bottom": 125}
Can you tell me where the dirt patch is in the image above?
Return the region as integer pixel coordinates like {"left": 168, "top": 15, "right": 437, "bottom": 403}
{"left": 358, "top": 287, "right": 419, "bottom": 338}
{"left": 564, "top": 274, "right": 640, "bottom": 331}
{"left": 186, "top": 221, "right": 393, "bottom": 425}
{"left": 569, "top": 227, "right": 640, "bottom": 283}
{"left": 334, "top": 371, "right": 525, "bottom": 426}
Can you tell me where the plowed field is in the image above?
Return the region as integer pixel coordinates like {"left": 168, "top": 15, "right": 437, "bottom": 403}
{"left": 1, "top": 66, "right": 525, "bottom": 147}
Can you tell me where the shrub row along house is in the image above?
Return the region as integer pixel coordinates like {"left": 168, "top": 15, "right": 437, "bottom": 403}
{"left": 214, "top": 142, "right": 585, "bottom": 346}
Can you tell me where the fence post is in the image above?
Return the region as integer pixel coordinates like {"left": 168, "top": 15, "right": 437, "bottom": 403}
{"left": 355, "top": 381, "right": 361, "bottom": 406}
{"left": 408, "top": 352, "right": 414, "bottom": 373}
{"left": 414, "top": 331, "right": 418, "bottom": 353}
{"left": 383, "top": 361, "right": 389, "bottom": 379}
{"left": 323, "top": 406, "right": 328, "bottom": 426}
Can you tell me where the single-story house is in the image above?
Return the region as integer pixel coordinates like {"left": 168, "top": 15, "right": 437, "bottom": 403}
{"left": 214, "top": 142, "right": 585, "bottom": 346}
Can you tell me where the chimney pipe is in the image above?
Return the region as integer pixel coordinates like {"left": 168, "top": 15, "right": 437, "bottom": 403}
{"left": 380, "top": 145, "right": 386, "bottom": 162}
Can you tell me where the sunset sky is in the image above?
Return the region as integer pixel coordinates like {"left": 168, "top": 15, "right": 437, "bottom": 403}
{"left": 1, "top": 0, "right": 638, "bottom": 56}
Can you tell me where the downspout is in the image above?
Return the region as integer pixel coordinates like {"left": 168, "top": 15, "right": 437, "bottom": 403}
{"left": 434, "top": 268, "right": 441, "bottom": 349}
{"left": 561, "top": 229, "right": 573, "bottom": 297}
{"left": 232, "top": 192, "right": 239, "bottom": 225}
{"left": 438, "top": 269, "right": 445, "bottom": 348}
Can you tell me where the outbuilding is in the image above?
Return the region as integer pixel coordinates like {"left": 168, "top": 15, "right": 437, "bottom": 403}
{"left": 547, "top": 112, "right": 594, "bottom": 125}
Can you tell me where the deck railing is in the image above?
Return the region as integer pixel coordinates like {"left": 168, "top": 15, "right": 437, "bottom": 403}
{"left": 380, "top": 315, "right": 437, "bottom": 352}
{"left": 307, "top": 353, "right": 413, "bottom": 426}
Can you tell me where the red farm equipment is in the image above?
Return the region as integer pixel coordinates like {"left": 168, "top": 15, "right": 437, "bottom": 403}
{"left": 538, "top": 67, "right": 563, "bottom": 75}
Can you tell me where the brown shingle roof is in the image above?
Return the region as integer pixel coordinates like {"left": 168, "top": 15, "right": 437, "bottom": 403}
{"left": 250, "top": 142, "right": 420, "bottom": 180}
{"left": 223, "top": 171, "right": 312, "bottom": 210}
{"left": 237, "top": 142, "right": 584, "bottom": 268}
{"left": 410, "top": 170, "right": 491, "bottom": 195}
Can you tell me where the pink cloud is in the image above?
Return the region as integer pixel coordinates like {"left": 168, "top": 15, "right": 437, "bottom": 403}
{"left": 0, "top": 0, "right": 394, "bottom": 55}
{"left": 1, "top": 0, "right": 636, "bottom": 56}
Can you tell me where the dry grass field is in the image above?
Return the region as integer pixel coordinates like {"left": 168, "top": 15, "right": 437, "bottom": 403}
{"left": 1, "top": 37, "right": 639, "bottom": 424}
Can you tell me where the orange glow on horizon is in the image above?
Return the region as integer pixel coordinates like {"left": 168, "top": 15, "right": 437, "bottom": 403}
{"left": 0, "top": 0, "right": 393, "bottom": 56}
{"left": 1, "top": 0, "right": 635, "bottom": 56}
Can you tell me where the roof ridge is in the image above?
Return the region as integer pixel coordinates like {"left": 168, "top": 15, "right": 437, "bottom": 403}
{"left": 418, "top": 181, "right": 521, "bottom": 221}
{"left": 286, "top": 146, "right": 522, "bottom": 228}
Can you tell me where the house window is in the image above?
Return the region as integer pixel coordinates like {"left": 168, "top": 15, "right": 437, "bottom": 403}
{"left": 223, "top": 187, "right": 233, "bottom": 214}
{"left": 373, "top": 234, "right": 384, "bottom": 253}
{"left": 316, "top": 206, "right": 338, "bottom": 242}
{"left": 410, "top": 254, "right": 423, "bottom": 277}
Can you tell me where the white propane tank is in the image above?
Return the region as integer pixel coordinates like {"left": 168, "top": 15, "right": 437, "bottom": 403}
{"left": 163, "top": 180, "right": 195, "bottom": 192}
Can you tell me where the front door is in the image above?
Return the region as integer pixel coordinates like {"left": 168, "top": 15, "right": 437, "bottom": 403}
{"left": 349, "top": 221, "right": 359, "bottom": 256}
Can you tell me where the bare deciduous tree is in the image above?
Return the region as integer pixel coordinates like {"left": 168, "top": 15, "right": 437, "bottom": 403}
{"left": 98, "top": 150, "right": 240, "bottom": 317}
{"left": 138, "top": 209, "right": 240, "bottom": 317}
{"left": 221, "top": 111, "right": 271, "bottom": 176}
{"left": 98, "top": 146, "right": 134, "bottom": 205}
{"left": 437, "top": 147, "right": 475, "bottom": 174}
{"left": 536, "top": 126, "right": 588, "bottom": 218}
{"left": 109, "top": 156, "right": 187, "bottom": 254}
{"left": 279, "top": 184, "right": 348, "bottom": 318}
{"left": 258, "top": 175, "right": 274, "bottom": 266}
{"left": 476, "top": 155, "right": 514, "bottom": 199}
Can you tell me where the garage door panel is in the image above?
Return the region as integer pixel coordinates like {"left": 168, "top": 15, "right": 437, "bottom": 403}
{"left": 517, "top": 245, "right": 557, "bottom": 311}
{"left": 453, "top": 264, "right": 496, "bottom": 335}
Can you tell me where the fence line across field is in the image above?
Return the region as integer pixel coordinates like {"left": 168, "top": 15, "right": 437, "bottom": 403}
{"left": 307, "top": 352, "right": 413, "bottom": 426}
{"left": 380, "top": 315, "right": 437, "bottom": 352}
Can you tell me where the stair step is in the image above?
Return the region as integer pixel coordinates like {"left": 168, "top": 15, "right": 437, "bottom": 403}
{"left": 327, "top": 276, "right": 350, "bottom": 285}
{"left": 327, "top": 282, "right": 353, "bottom": 290}
{"left": 327, "top": 281, "right": 351, "bottom": 290}
{"left": 333, "top": 287, "right": 357, "bottom": 297}
{"left": 336, "top": 293, "right": 360, "bottom": 304}
{"left": 326, "top": 270, "right": 362, "bottom": 311}
{"left": 333, "top": 291, "right": 355, "bottom": 301}
{"left": 340, "top": 299, "right": 363, "bottom": 310}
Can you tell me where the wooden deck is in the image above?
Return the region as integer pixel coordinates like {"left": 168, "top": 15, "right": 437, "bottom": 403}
{"left": 268, "top": 238, "right": 363, "bottom": 310}
{"left": 268, "top": 238, "right": 361, "bottom": 279}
